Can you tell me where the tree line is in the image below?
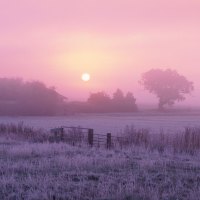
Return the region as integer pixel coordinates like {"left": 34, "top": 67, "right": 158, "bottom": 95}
{"left": 67, "top": 89, "right": 137, "bottom": 113}
{"left": 0, "top": 78, "right": 66, "bottom": 115}
{"left": 0, "top": 68, "right": 194, "bottom": 115}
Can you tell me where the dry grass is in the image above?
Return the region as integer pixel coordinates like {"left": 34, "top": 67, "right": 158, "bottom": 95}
{"left": 0, "top": 140, "right": 200, "bottom": 200}
{"left": 119, "top": 125, "right": 200, "bottom": 155}
{"left": 1, "top": 123, "right": 200, "bottom": 155}
{"left": 0, "top": 122, "right": 46, "bottom": 142}
{"left": 0, "top": 123, "right": 87, "bottom": 145}
{"left": 1, "top": 123, "right": 200, "bottom": 199}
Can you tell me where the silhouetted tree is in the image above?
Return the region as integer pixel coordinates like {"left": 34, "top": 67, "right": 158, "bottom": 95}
{"left": 112, "top": 89, "right": 137, "bottom": 112}
{"left": 0, "top": 78, "right": 23, "bottom": 101}
{"left": 87, "top": 92, "right": 111, "bottom": 112}
{"left": 113, "top": 89, "right": 124, "bottom": 102}
{"left": 0, "top": 78, "right": 67, "bottom": 115}
{"left": 140, "top": 69, "right": 194, "bottom": 110}
{"left": 111, "top": 89, "right": 125, "bottom": 111}
{"left": 88, "top": 92, "right": 111, "bottom": 104}
{"left": 86, "top": 90, "right": 137, "bottom": 113}
{"left": 124, "top": 92, "right": 137, "bottom": 111}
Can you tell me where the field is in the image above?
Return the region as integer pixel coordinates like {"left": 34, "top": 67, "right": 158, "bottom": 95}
{"left": 1, "top": 110, "right": 200, "bottom": 134}
{"left": 0, "top": 111, "right": 200, "bottom": 200}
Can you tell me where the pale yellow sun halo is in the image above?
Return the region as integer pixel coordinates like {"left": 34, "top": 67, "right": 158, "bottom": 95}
{"left": 81, "top": 73, "right": 90, "bottom": 82}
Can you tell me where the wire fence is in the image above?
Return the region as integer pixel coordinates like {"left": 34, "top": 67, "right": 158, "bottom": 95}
{"left": 50, "top": 126, "right": 126, "bottom": 149}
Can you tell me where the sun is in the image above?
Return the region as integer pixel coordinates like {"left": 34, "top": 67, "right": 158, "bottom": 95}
{"left": 81, "top": 73, "right": 90, "bottom": 82}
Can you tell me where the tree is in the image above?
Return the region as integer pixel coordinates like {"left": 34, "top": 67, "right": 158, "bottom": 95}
{"left": 140, "top": 69, "right": 194, "bottom": 110}
{"left": 88, "top": 92, "right": 111, "bottom": 105}
{"left": 0, "top": 78, "right": 23, "bottom": 101}
{"left": 87, "top": 92, "right": 111, "bottom": 112}
{"left": 112, "top": 89, "right": 124, "bottom": 102}
{"left": 86, "top": 90, "right": 137, "bottom": 113}
{"left": 124, "top": 92, "right": 137, "bottom": 111}
{"left": 20, "top": 81, "right": 66, "bottom": 115}
{"left": 111, "top": 89, "right": 124, "bottom": 111}
{"left": 111, "top": 89, "right": 137, "bottom": 112}
{"left": 0, "top": 78, "right": 67, "bottom": 115}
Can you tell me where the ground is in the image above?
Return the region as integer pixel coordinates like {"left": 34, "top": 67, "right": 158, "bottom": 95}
{"left": 0, "top": 137, "right": 200, "bottom": 200}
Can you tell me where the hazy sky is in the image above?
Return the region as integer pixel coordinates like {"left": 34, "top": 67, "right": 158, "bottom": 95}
{"left": 0, "top": 0, "right": 200, "bottom": 105}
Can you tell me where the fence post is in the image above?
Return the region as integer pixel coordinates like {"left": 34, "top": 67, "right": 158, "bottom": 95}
{"left": 107, "top": 133, "right": 112, "bottom": 149}
{"left": 88, "top": 129, "right": 94, "bottom": 147}
{"left": 60, "top": 128, "right": 64, "bottom": 141}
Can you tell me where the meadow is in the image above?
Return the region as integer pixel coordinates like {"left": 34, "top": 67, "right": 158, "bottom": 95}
{"left": 1, "top": 110, "right": 200, "bottom": 134}
{"left": 0, "top": 112, "right": 200, "bottom": 200}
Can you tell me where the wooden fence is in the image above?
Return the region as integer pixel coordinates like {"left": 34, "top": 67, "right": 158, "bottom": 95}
{"left": 50, "top": 126, "right": 129, "bottom": 149}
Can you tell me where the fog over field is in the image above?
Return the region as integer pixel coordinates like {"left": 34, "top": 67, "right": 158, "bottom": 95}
{"left": 1, "top": 111, "right": 200, "bottom": 134}
{"left": 1, "top": 0, "right": 200, "bottom": 105}
{"left": 1, "top": 0, "right": 200, "bottom": 199}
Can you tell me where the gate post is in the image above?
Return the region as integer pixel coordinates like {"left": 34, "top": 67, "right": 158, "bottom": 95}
{"left": 88, "top": 129, "right": 94, "bottom": 147}
{"left": 107, "top": 133, "right": 112, "bottom": 149}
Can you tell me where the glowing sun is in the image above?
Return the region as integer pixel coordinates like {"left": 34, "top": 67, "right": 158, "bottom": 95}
{"left": 81, "top": 73, "right": 90, "bottom": 82}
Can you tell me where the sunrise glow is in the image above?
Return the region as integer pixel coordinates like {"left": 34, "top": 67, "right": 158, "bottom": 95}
{"left": 1, "top": 1, "right": 200, "bottom": 199}
{"left": 81, "top": 73, "right": 91, "bottom": 82}
{"left": 0, "top": 0, "right": 199, "bottom": 104}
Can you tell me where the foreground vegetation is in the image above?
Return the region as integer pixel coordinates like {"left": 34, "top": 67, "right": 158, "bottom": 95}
{"left": 0, "top": 123, "right": 200, "bottom": 200}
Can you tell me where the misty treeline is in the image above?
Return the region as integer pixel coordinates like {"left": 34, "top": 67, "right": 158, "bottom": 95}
{"left": 68, "top": 89, "right": 137, "bottom": 113}
{"left": 0, "top": 78, "right": 137, "bottom": 115}
{"left": 0, "top": 68, "right": 194, "bottom": 115}
{"left": 0, "top": 78, "right": 66, "bottom": 115}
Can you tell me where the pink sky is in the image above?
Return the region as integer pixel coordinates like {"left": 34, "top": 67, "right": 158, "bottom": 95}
{"left": 0, "top": 0, "right": 200, "bottom": 106}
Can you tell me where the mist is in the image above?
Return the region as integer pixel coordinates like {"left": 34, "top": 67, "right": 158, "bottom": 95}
{"left": 1, "top": 1, "right": 200, "bottom": 200}
{"left": 0, "top": 68, "right": 196, "bottom": 116}
{"left": 0, "top": 0, "right": 200, "bottom": 107}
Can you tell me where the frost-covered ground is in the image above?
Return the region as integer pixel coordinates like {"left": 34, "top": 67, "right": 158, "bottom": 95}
{"left": 0, "top": 139, "right": 200, "bottom": 200}
{"left": 1, "top": 111, "right": 200, "bottom": 199}
{"left": 0, "top": 110, "right": 200, "bottom": 134}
